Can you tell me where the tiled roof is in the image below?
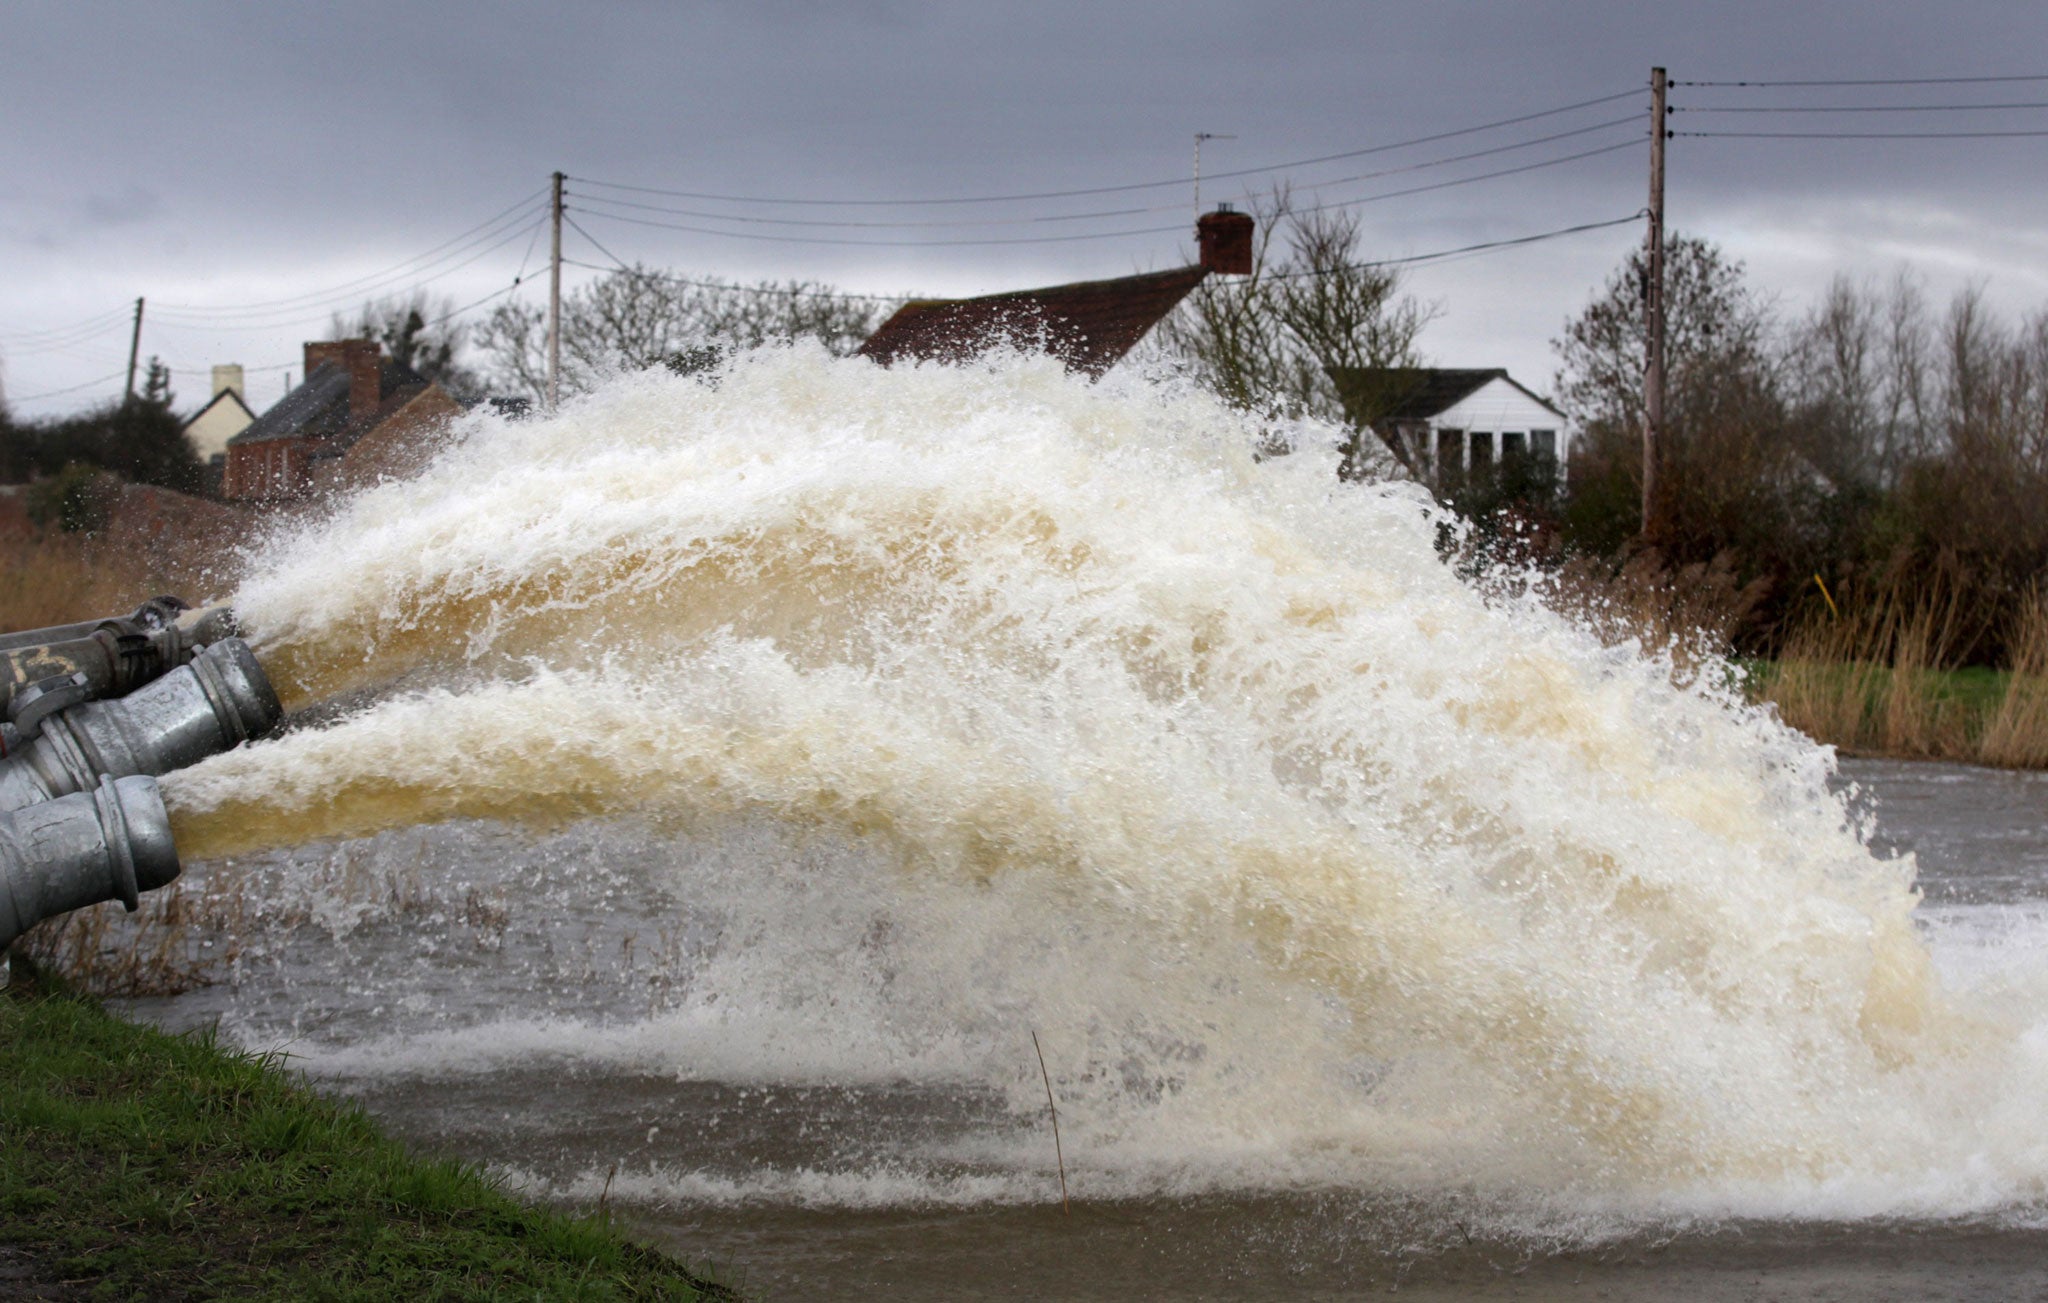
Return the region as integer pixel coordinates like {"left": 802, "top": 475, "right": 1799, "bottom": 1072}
{"left": 857, "top": 266, "right": 1210, "bottom": 377}
{"left": 228, "top": 358, "right": 429, "bottom": 448}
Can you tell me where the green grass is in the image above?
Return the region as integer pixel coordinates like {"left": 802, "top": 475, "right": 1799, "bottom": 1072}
{"left": 1744, "top": 660, "right": 2013, "bottom": 718}
{"left": 0, "top": 957, "right": 739, "bottom": 1301}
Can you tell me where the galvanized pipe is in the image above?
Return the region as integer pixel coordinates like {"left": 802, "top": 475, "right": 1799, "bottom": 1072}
{"left": 0, "top": 602, "right": 240, "bottom": 738}
{"left": 0, "top": 638, "right": 280, "bottom": 813}
{"left": 0, "top": 774, "right": 179, "bottom": 951}
{"left": 0, "top": 596, "right": 190, "bottom": 653}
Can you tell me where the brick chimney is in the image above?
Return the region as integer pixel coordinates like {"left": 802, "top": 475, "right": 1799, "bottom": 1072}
{"left": 1197, "top": 205, "right": 1255, "bottom": 276}
{"left": 302, "top": 339, "right": 384, "bottom": 421}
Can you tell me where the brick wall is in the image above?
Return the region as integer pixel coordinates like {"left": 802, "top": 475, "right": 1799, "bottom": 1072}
{"left": 324, "top": 385, "right": 463, "bottom": 493}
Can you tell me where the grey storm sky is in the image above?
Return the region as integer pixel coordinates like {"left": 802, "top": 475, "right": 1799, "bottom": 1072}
{"left": 7, "top": 0, "right": 2048, "bottom": 417}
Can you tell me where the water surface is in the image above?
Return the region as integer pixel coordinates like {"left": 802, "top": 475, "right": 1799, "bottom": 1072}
{"left": 108, "top": 352, "right": 2048, "bottom": 1298}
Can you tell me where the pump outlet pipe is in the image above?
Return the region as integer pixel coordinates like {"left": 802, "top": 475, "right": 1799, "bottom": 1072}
{"left": 0, "top": 637, "right": 280, "bottom": 813}
{"left": 0, "top": 596, "right": 192, "bottom": 654}
{"left": 0, "top": 601, "right": 239, "bottom": 747}
{"left": 0, "top": 774, "right": 179, "bottom": 952}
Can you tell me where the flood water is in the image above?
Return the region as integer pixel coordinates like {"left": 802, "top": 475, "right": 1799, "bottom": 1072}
{"left": 120, "top": 758, "right": 2048, "bottom": 1300}
{"left": 92, "top": 352, "right": 2048, "bottom": 1298}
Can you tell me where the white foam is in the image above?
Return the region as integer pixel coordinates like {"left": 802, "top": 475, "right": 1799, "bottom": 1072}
{"left": 154, "top": 346, "right": 2048, "bottom": 1222}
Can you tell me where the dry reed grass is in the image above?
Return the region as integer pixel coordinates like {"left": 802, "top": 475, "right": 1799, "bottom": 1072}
{"left": 1537, "top": 549, "right": 2048, "bottom": 768}
{"left": 1762, "top": 580, "right": 2048, "bottom": 767}
{"left": 1538, "top": 549, "right": 1770, "bottom": 682}
{"left": 1977, "top": 590, "right": 2048, "bottom": 768}
{"left": 0, "top": 533, "right": 181, "bottom": 632}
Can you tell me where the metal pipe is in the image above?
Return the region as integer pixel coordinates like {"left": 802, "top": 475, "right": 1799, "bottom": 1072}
{"left": 0, "top": 638, "right": 280, "bottom": 813}
{"left": 0, "top": 596, "right": 193, "bottom": 653}
{"left": 0, "top": 774, "right": 179, "bottom": 952}
{"left": 0, "top": 602, "right": 240, "bottom": 741}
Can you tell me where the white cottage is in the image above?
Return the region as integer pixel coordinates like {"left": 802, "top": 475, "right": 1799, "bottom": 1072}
{"left": 1330, "top": 368, "right": 1570, "bottom": 490}
{"left": 181, "top": 364, "right": 256, "bottom": 464}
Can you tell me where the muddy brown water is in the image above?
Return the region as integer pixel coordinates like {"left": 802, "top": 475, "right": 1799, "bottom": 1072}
{"left": 122, "top": 757, "right": 2048, "bottom": 1300}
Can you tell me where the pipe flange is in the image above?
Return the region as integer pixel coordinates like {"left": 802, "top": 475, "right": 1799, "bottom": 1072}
{"left": 36, "top": 714, "right": 103, "bottom": 799}
{"left": 188, "top": 644, "right": 251, "bottom": 747}
{"left": 94, "top": 773, "right": 140, "bottom": 913}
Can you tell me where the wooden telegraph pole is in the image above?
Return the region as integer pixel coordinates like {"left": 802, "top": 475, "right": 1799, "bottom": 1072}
{"left": 123, "top": 297, "right": 145, "bottom": 405}
{"left": 548, "top": 170, "right": 565, "bottom": 411}
{"left": 1643, "top": 67, "right": 1668, "bottom": 542}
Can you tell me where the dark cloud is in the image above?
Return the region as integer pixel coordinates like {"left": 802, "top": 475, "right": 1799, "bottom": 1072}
{"left": 6, "top": 0, "right": 2048, "bottom": 412}
{"left": 80, "top": 185, "right": 161, "bottom": 229}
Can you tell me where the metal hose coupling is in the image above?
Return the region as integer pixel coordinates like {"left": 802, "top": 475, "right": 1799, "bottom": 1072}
{"left": 0, "top": 596, "right": 192, "bottom": 655}
{"left": 0, "top": 774, "right": 179, "bottom": 952}
{"left": 0, "top": 600, "right": 241, "bottom": 749}
{"left": 0, "top": 638, "right": 281, "bottom": 813}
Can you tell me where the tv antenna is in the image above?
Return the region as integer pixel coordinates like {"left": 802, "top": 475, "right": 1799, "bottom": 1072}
{"left": 1194, "top": 132, "right": 1236, "bottom": 222}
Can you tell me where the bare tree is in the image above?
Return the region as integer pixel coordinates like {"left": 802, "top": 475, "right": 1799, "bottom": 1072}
{"left": 1554, "top": 235, "right": 1778, "bottom": 441}
{"left": 1554, "top": 235, "right": 1807, "bottom": 559}
{"left": 330, "top": 291, "right": 482, "bottom": 399}
{"left": 1784, "top": 272, "right": 1937, "bottom": 489}
{"left": 1153, "top": 189, "right": 1436, "bottom": 478}
{"left": 473, "top": 265, "right": 883, "bottom": 402}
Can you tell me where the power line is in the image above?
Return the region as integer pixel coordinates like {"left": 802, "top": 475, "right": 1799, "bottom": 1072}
{"left": 1676, "top": 73, "right": 2048, "bottom": 88}
{"left": 8, "top": 369, "right": 130, "bottom": 404}
{"left": 563, "top": 256, "right": 913, "bottom": 301}
{"left": 425, "top": 277, "right": 529, "bottom": 328}
{"left": 567, "top": 87, "right": 1644, "bottom": 209}
{"left": 153, "top": 211, "right": 546, "bottom": 324}
{"left": 570, "top": 214, "right": 905, "bottom": 302}
{"left": 566, "top": 117, "right": 1642, "bottom": 232}
{"left": 568, "top": 136, "right": 1642, "bottom": 250}
{"left": 150, "top": 215, "right": 549, "bottom": 329}
{"left": 1284, "top": 137, "right": 1643, "bottom": 216}
{"left": 1675, "top": 128, "right": 2048, "bottom": 139}
{"left": 152, "top": 188, "right": 548, "bottom": 316}
{"left": 576, "top": 191, "right": 1158, "bottom": 228}
{"left": 1674, "top": 100, "right": 2048, "bottom": 113}
{"left": 561, "top": 253, "right": 912, "bottom": 304}
{"left": 1, "top": 316, "right": 134, "bottom": 357}
{"left": 575, "top": 205, "right": 1186, "bottom": 247}
{"left": 565, "top": 207, "right": 1641, "bottom": 302}
{"left": 1267, "top": 211, "right": 1646, "bottom": 279}
{"left": 0, "top": 307, "right": 135, "bottom": 347}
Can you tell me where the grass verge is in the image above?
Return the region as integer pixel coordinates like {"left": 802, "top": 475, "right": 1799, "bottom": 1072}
{"left": 0, "top": 956, "right": 739, "bottom": 1301}
{"left": 1754, "top": 586, "right": 2048, "bottom": 767}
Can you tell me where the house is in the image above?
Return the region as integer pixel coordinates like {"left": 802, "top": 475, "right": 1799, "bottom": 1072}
{"left": 1329, "top": 367, "right": 1571, "bottom": 489}
{"left": 182, "top": 365, "right": 256, "bottom": 465}
{"left": 223, "top": 340, "right": 461, "bottom": 502}
{"left": 858, "top": 207, "right": 1254, "bottom": 376}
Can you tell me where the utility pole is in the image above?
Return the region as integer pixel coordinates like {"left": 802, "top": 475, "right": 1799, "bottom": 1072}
{"left": 548, "top": 170, "right": 565, "bottom": 411}
{"left": 123, "top": 297, "right": 145, "bottom": 406}
{"left": 1642, "top": 66, "right": 1668, "bottom": 542}
{"left": 1193, "top": 133, "right": 1234, "bottom": 224}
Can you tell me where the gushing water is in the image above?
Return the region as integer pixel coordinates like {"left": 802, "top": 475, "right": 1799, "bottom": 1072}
{"left": 159, "top": 347, "right": 2048, "bottom": 1226}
